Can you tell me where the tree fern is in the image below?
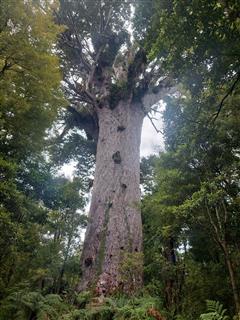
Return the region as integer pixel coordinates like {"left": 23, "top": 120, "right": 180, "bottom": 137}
{"left": 0, "top": 290, "right": 67, "bottom": 320}
{"left": 200, "top": 300, "right": 229, "bottom": 320}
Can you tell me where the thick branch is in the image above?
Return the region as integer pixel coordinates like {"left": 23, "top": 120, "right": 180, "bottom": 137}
{"left": 142, "top": 77, "right": 176, "bottom": 111}
{"left": 60, "top": 32, "right": 91, "bottom": 72}
{"left": 67, "top": 106, "right": 99, "bottom": 142}
{"left": 64, "top": 79, "right": 95, "bottom": 106}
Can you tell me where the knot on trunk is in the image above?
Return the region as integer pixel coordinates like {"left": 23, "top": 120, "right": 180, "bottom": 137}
{"left": 121, "top": 183, "right": 127, "bottom": 190}
{"left": 117, "top": 125, "right": 126, "bottom": 132}
{"left": 84, "top": 257, "right": 93, "bottom": 267}
{"left": 112, "top": 151, "right": 121, "bottom": 164}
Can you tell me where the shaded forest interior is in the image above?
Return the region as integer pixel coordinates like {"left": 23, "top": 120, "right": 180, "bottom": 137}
{"left": 0, "top": 0, "right": 240, "bottom": 319}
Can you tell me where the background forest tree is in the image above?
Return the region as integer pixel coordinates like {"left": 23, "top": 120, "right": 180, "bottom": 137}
{"left": 0, "top": 0, "right": 240, "bottom": 319}
{"left": 0, "top": 1, "right": 88, "bottom": 319}
{"left": 140, "top": 0, "right": 240, "bottom": 318}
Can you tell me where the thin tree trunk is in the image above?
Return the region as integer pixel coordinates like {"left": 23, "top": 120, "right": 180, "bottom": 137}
{"left": 221, "top": 242, "right": 240, "bottom": 314}
{"left": 206, "top": 202, "right": 240, "bottom": 314}
{"left": 78, "top": 100, "right": 144, "bottom": 295}
{"left": 55, "top": 235, "right": 72, "bottom": 294}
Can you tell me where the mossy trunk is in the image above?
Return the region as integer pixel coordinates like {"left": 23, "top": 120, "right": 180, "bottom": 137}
{"left": 78, "top": 100, "right": 144, "bottom": 295}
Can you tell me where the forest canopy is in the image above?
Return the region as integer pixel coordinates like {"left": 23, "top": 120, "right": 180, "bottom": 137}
{"left": 0, "top": 0, "right": 240, "bottom": 319}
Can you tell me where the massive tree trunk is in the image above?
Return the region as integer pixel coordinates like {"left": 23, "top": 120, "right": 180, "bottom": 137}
{"left": 78, "top": 100, "right": 144, "bottom": 295}
{"left": 57, "top": 0, "right": 174, "bottom": 296}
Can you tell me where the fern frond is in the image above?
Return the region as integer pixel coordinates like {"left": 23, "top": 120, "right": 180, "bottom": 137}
{"left": 200, "top": 300, "right": 229, "bottom": 320}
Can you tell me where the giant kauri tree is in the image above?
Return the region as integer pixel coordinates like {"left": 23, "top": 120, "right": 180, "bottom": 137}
{"left": 56, "top": 0, "right": 174, "bottom": 295}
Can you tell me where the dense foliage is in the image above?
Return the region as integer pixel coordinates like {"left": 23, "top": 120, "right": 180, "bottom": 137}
{"left": 140, "top": 0, "right": 240, "bottom": 318}
{"left": 0, "top": 0, "right": 240, "bottom": 319}
{"left": 0, "top": 1, "right": 87, "bottom": 319}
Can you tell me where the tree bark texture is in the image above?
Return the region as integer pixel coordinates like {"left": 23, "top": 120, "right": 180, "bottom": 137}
{"left": 78, "top": 100, "right": 144, "bottom": 295}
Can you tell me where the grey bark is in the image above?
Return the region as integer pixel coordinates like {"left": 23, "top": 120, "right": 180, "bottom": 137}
{"left": 77, "top": 100, "right": 144, "bottom": 295}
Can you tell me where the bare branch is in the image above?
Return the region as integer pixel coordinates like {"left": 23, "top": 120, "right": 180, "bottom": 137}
{"left": 86, "top": 45, "right": 106, "bottom": 91}
{"left": 64, "top": 79, "right": 95, "bottom": 105}
{"left": 99, "top": 2, "right": 104, "bottom": 33}
{"left": 205, "top": 200, "right": 220, "bottom": 238}
{"left": 59, "top": 124, "right": 71, "bottom": 140}
{"left": 60, "top": 33, "right": 91, "bottom": 72}
{"left": 210, "top": 71, "right": 240, "bottom": 123}
{"left": 104, "top": 6, "right": 113, "bottom": 31}
{"left": 149, "top": 107, "right": 163, "bottom": 115}
{"left": 147, "top": 114, "right": 163, "bottom": 134}
{"left": 82, "top": 38, "right": 94, "bottom": 59}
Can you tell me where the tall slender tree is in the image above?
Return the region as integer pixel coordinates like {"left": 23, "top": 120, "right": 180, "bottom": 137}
{"left": 56, "top": 0, "right": 174, "bottom": 295}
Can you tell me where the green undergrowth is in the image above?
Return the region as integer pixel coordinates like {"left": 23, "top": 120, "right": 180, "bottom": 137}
{"left": 0, "top": 286, "right": 236, "bottom": 320}
{"left": 63, "top": 293, "right": 160, "bottom": 320}
{"left": 0, "top": 287, "right": 162, "bottom": 320}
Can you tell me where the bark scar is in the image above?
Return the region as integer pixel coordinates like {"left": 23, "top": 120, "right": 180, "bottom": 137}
{"left": 112, "top": 151, "right": 121, "bottom": 164}
{"left": 85, "top": 257, "right": 93, "bottom": 267}
{"left": 117, "top": 125, "right": 126, "bottom": 132}
{"left": 121, "top": 183, "right": 127, "bottom": 190}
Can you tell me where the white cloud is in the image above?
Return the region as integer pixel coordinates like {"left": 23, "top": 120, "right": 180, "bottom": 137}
{"left": 140, "top": 115, "right": 164, "bottom": 158}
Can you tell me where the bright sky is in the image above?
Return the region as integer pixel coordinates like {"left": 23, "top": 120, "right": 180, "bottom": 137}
{"left": 140, "top": 114, "right": 164, "bottom": 157}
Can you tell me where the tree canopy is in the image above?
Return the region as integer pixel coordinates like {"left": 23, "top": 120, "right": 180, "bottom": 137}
{"left": 0, "top": 0, "right": 240, "bottom": 319}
